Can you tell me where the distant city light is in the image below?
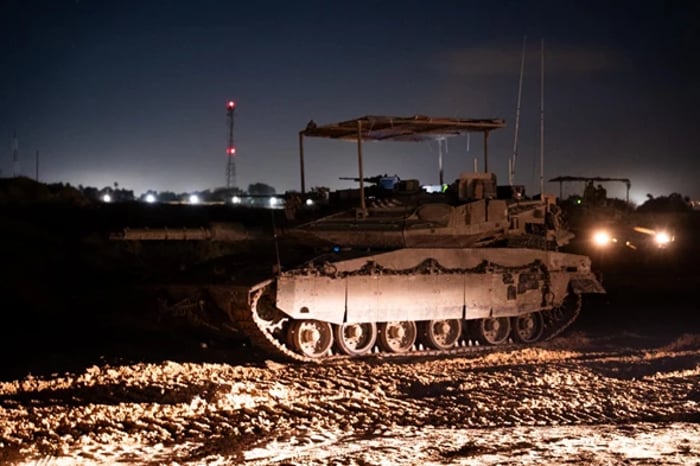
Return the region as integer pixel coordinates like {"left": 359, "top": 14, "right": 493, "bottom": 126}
{"left": 232, "top": 195, "right": 242, "bottom": 204}
{"left": 145, "top": 193, "right": 156, "bottom": 203}
{"left": 102, "top": 194, "right": 112, "bottom": 203}
{"left": 305, "top": 198, "right": 314, "bottom": 206}
{"left": 189, "top": 194, "right": 200, "bottom": 204}
{"left": 269, "top": 197, "right": 279, "bottom": 207}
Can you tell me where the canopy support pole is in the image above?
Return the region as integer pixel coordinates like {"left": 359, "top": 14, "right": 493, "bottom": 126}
{"left": 298, "top": 132, "right": 306, "bottom": 194}
{"left": 357, "top": 119, "right": 367, "bottom": 217}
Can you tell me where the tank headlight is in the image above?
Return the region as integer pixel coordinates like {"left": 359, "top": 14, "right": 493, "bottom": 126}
{"left": 654, "top": 231, "right": 672, "bottom": 246}
{"left": 593, "top": 230, "right": 612, "bottom": 247}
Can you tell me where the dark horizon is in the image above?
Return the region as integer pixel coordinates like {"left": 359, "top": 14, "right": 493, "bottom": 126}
{"left": 2, "top": 0, "right": 699, "bottom": 204}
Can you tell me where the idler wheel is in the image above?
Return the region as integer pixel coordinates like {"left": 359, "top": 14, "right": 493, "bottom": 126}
{"left": 333, "top": 322, "right": 377, "bottom": 357}
{"left": 287, "top": 320, "right": 333, "bottom": 358}
{"left": 378, "top": 321, "right": 417, "bottom": 353}
{"left": 471, "top": 317, "right": 511, "bottom": 345}
{"left": 421, "top": 319, "right": 462, "bottom": 350}
{"left": 511, "top": 312, "right": 544, "bottom": 343}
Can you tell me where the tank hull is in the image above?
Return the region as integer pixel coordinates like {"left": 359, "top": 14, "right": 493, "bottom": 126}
{"left": 175, "top": 247, "right": 605, "bottom": 362}
{"left": 275, "top": 248, "right": 602, "bottom": 325}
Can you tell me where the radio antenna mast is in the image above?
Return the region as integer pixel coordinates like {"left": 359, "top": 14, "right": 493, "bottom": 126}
{"left": 225, "top": 101, "right": 237, "bottom": 190}
{"left": 539, "top": 39, "right": 545, "bottom": 199}
{"left": 510, "top": 35, "right": 527, "bottom": 186}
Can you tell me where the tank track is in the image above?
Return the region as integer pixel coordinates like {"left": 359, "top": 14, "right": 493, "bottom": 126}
{"left": 228, "top": 280, "right": 582, "bottom": 364}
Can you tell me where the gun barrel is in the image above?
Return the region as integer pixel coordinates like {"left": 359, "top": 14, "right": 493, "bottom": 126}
{"left": 339, "top": 176, "right": 382, "bottom": 182}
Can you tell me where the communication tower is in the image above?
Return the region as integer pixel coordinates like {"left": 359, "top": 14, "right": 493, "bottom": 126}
{"left": 226, "top": 101, "right": 237, "bottom": 189}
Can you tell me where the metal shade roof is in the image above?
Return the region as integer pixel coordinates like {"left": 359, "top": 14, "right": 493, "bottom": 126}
{"left": 300, "top": 115, "right": 506, "bottom": 142}
{"left": 549, "top": 176, "right": 631, "bottom": 188}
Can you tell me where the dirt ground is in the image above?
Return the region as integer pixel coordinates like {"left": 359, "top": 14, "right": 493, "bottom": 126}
{"left": 1, "top": 330, "right": 699, "bottom": 465}
{"left": 1, "top": 203, "right": 699, "bottom": 465}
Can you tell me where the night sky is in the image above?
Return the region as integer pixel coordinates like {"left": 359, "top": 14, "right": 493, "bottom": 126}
{"left": 2, "top": 0, "right": 699, "bottom": 203}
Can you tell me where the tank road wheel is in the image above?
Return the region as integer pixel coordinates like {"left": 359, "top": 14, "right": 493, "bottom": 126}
{"left": 421, "top": 319, "right": 462, "bottom": 350}
{"left": 471, "top": 317, "right": 511, "bottom": 345}
{"left": 378, "top": 321, "right": 417, "bottom": 353}
{"left": 287, "top": 320, "right": 334, "bottom": 358}
{"left": 511, "top": 312, "right": 544, "bottom": 343}
{"left": 333, "top": 322, "right": 377, "bottom": 357}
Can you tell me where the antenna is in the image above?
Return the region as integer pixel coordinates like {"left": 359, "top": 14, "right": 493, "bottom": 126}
{"left": 225, "top": 100, "right": 237, "bottom": 190}
{"left": 510, "top": 35, "right": 527, "bottom": 185}
{"left": 539, "top": 39, "right": 545, "bottom": 199}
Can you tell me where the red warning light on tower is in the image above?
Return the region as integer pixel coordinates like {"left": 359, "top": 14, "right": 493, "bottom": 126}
{"left": 225, "top": 100, "right": 237, "bottom": 189}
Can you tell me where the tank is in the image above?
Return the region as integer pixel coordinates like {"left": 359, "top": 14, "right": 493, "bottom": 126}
{"left": 154, "top": 115, "right": 605, "bottom": 362}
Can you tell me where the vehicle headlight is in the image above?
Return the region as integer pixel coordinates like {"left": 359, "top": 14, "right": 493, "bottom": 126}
{"left": 654, "top": 231, "right": 672, "bottom": 246}
{"left": 593, "top": 230, "right": 612, "bottom": 247}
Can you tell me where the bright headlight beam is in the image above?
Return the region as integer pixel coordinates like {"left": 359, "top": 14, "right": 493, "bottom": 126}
{"left": 593, "top": 230, "right": 612, "bottom": 247}
{"left": 654, "top": 231, "right": 671, "bottom": 246}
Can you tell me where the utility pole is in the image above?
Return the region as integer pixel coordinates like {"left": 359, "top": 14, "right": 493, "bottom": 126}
{"left": 225, "top": 100, "right": 237, "bottom": 190}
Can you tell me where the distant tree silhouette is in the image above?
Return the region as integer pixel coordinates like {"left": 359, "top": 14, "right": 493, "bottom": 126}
{"left": 80, "top": 186, "right": 99, "bottom": 201}
{"left": 211, "top": 186, "right": 244, "bottom": 202}
{"left": 158, "top": 191, "right": 179, "bottom": 202}
{"left": 247, "top": 182, "right": 276, "bottom": 195}
{"left": 637, "top": 193, "right": 692, "bottom": 213}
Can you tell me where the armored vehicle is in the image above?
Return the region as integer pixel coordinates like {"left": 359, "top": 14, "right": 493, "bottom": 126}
{"left": 159, "top": 115, "right": 604, "bottom": 362}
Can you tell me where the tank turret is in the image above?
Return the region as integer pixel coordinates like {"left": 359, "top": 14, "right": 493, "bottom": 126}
{"left": 296, "top": 170, "right": 572, "bottom": 251}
